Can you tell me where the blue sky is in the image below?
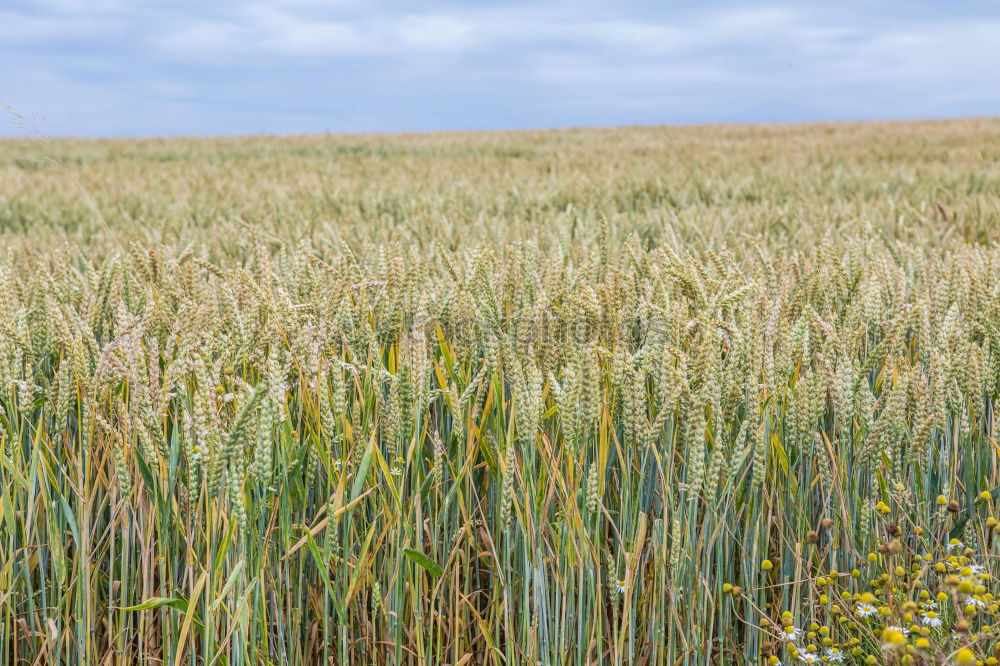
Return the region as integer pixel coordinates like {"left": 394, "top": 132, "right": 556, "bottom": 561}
{"left": 1, "top": 0, "right": 998, "bottom": 137}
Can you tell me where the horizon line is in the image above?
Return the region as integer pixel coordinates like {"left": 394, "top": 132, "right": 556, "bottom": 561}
{"left": 1, "top": 113, "right": 998, "bottom": 143}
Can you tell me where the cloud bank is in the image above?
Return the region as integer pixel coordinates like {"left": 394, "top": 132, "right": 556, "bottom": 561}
{"left": 1, "top": 0, "right": 997, "bottom": 136}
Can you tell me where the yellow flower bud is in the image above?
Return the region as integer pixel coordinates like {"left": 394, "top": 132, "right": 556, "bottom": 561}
{"left": 955, "top": 648, "right": 976, "bottom": 665}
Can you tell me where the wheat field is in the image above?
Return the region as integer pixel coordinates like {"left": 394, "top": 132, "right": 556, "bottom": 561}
{"left": 2, "top": 118, "right": 1000, "bottom": 664}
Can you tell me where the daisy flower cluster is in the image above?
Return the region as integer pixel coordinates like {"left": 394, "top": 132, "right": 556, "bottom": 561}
{"left": 749, "top": 490, "right": 1000, "bottom": 664}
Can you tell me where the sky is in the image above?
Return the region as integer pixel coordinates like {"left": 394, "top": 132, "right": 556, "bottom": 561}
{"left": 0, "top": 0, "right": 998, "bottom": 137}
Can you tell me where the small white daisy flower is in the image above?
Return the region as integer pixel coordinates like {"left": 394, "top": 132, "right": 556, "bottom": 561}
{"left": 856, "top": 603, "right": 877, "bottom": 617}
{"left": 782, "top": 625, "right": 803, "bottom": 641}
{"left": 824, "top": 647, "right": 845, "bottom": 663}
{"left": 887, "top": 625, "right": 909, "bottom": 636}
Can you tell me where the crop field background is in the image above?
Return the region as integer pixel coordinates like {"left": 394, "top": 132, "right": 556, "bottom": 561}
{"left": 1, "top": 118, "right": 1000, "bottom": 664}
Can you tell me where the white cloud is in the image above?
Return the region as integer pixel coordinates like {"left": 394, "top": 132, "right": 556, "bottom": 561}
{"left": 396, "top": 14, "right": 475, "bottom": 52}
{"left": 818, "top": 20, "right": 1000, "bottom": 84}
{"left": 154, "top": 6, "right": 480, "bottom": 59}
